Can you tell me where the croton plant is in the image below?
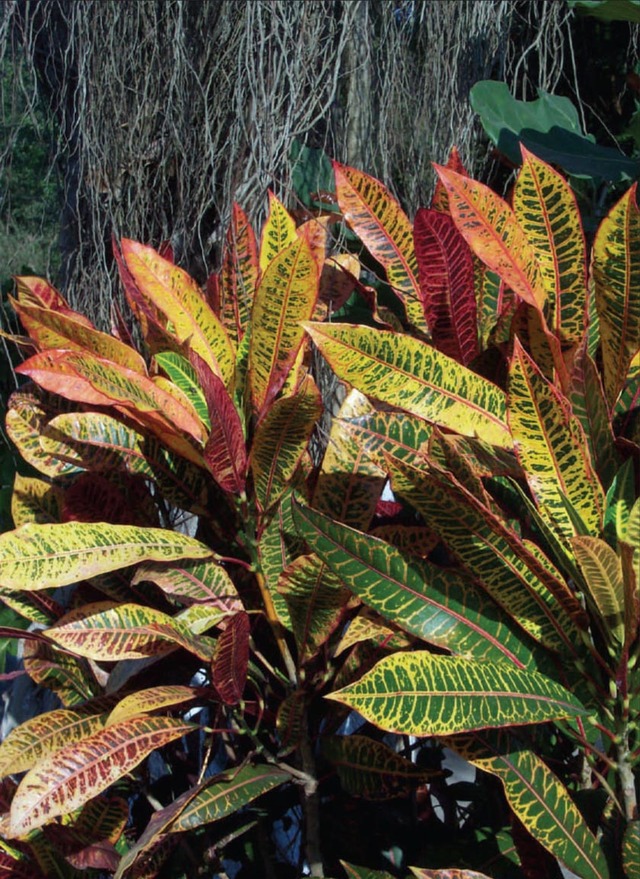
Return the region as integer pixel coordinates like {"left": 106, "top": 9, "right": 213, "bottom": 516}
{"left": 0, "top": 144, "right": 637, "bottom": 879}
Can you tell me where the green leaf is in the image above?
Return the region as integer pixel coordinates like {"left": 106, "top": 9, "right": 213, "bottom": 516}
{"left": 327, "top": 652, "right": 590, "bottom": 735}
{"left": 571, "top": 536, "right": 625, "bottom": 645}
{"left": 154, "top": 351, "right": 210, "bottom": 428}
{"left": 0, "top": 522, "right": 212, "bottom": 591}
{"left": 508, "top": 339, "right": 604, "bottom": 538}
{"left": 322, "top": 734, "right": 431, "bottom": 800}
{"left": 622, "top": 820, "right": 640, "bottom": 878}
{"left": 304, "top": 322, "right": 511, "bottom": 448}
{"left": 293, "top": 500, "right": 538, "bottom": 667}
{"left": 448, "top": 731, "right": 610, "bottom": 879}
{"left": 604, "top": 457, "right": 637, "bottom": 545}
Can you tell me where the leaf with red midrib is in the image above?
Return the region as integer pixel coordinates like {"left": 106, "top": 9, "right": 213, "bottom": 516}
{"left": 414, "top": 208, "right": 478, "bottom": 365}
{"left": 191, "top": 352, "right": 248, "bottom": 495}
{"left": 211, "top": 611, "right": 250, "bottom": 704}
{"left": 9, "top": 715, "right": 198, "bottom": 836}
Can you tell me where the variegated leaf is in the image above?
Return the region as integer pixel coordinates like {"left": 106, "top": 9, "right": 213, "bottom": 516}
{"left": 211, "top": 611, "right": 250, "bottom": 704}
{"left": 278, "top": 553, "right": 350, "bottom": 662}
{"left": 249, "top": 237, "right": 319, "bottom": 415}
{"left": 292, "top": 500, "right": 537, "bottom": 667}
{"left": 303, "top": 322, "right": 511, "bottom": 448}
{"left": 9, "top": 715, "right": 198, "bottom": 836}
{"left": 22, "top": 639, "right": 98, "bottom": 706}
{"left": 435, "top": 164, "right": 546, "bottom": 311}
{"left": 508, "top": 339, "right": 604, "bottom": 538}
{"left": 5, "top": 388, "right": 81, "bottom": 478}
{"left": 623, "top": 821, "right": 640, "bottom": 878}
{"left": 106, "top": 685, "right": 199, "bottom": 726}
{"left": 414, "top": 208, "right": 478, "bottom": 364}
{"left": 219, "top": 201, "right": 259, "bottom": 341}
{"left": 513, "top": 146, "right": 588, "bottom": 352}
{"left": 327, "top": 652, "right": 589, "bottom": 736}
{"left": 592, "top": 185, "right": 640, "bottom": 407}
{"left": 333, "top": 161, "right": 427, "bottom": 334}
{"left": 0, "top": 522, "right": 212, "bottom": 591}
{"left": 10, "top": 474, "right": 61, "bottom": 526}
{"left": 132, "top": 559, "right": 241, "bottom": 612}
{"left": 154, "top": 351, "right": 210, "bottom": 427}
{"left": 259, "top": 191, "right": 297, "bottom": 272}
{"left": 322, "top": 734, "right": 432, "bottom": 800}
{"left": 0, "top": 707, "right": 108, "bottom": 778}
{"left": 120, "top": 239, "right": 235, "bottom": 385}
{"left": 448, "top": 731, "right": 609, "bottom": 879}
{"left": 571, "top": 536, "right": 625, "bottom": 645}
{"left": 250, "top": 374, "right": 321, "bottom": 512}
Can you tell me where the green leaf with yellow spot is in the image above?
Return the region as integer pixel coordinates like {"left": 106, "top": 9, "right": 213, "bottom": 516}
{"left": 249, "top": 237, "right": 319, "bottom": 416}
{"left": 326, "top": 652, "right": 589, "bottom": 736}
{"left": 513, "top": 146, "right": 588, "bottom": 351}
{"left": 259, "top": 191, "right": 297, "bottom": 272}
{"left": 250, "top": 374, "right": 322, "bottom": 513}
{"left": 333, "top": 161, "right": 427, "bottom": 335}
{"left": 5, "top": 389, "right": 82, "bottom": 479}
{"left": 292, "top": 500, "right": 537, "bottom": 667}
{"left": 592, "top": 185, "right": 640, "bottom": 407}
{"left": 106, "top": 685, "right": 199, "bottom": 726}
{"left": 571, "top": 536, "right": 625, "bottom": 645}
{"left": 0, "top": 522, "right": 212, "bottom": 592}
{"left": 11, "top": 474, "right": 61, "bottom": 526}
{"left": 508, "top": 339, "right": 604, "bottom": 538}
{"left": 303, "top": 323, "right": 511, "bottom": 448}
{"left": 623, "top": 821, "right": 640, "bottom": 878}
{"left": 447, "top": 731, "right": 609, "bottom": 879}
{"left": 154, "top": 351, "right": 210, "bottom": 428}
{"left": 8, "top": 715, "right": 198, "bottom": 837}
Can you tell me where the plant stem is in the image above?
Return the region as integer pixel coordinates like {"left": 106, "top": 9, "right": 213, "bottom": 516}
{"left": 617, "top": 729, "right": 638, "bottom": 821}
{"left": 299, "top": 727, "right": 323, "bottom": 877}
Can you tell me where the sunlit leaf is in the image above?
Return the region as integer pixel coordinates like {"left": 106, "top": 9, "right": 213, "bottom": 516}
{"left": 8, "top": 715, "right": 198, "bottom": 836}
{"left": 249, "top": 237, "right": 319, "bottom": 415}
{"left": 571, "top": 536, "right": 625, "bottom": 644}
{"left": 435, "top": 164, "right": 546, "bottom": 311}
{"left": 154, "top": 351, "right": 209, "bottom": 428}
{"left": 592, "top": 185, "right": 640, "bottom": 407}
{"left": 508, "top": 339, "right": 604, "bottom": 538}
{"left": 10, "top": 474, "right": 61, "bottom": 526}
{"left": 22, "top": 639, "right": 98, "bottom": 706}
{"left": 333, "top": 161, "right": 427, "bottom": 334}
{"left": 327, "top": 652, "right": 589, "bottom": 736}
{"left": 120, "top": 239, "right": 235, "bottom": 385}
{"left": 622, "top": 821, "right": 640, "bottom": 878}
{"left": 131, "top": 559, "right": 241, "bottom": 612}
{"left": 303, "top": 323, "right": 510, "bottom": 448}
{"left": 0, "top": 522, "right": 212, "bottom": 591}
{"left": 5, "top": 388, "right": 82, "bottom": 478}
{"left": 513, "top": 146, "right": 588, "bottom": 352}
{"left": 259, "top": 191, "right": 297, "bottom": 272}
{"left": 219, "top": 202, "right": 259, "bottom": 341}
{"left": 106, "top": 685, "right": 199, "bottom": 726}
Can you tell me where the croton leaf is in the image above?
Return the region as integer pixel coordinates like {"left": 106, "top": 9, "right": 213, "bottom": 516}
{"left": 14, "top": 275, "right": 83, "bottom": 317}
{"left": 512, "top": 146, "right": 588, "bottom": 352}
{"left": 8, "top": 715, "right": 198, "bottom": 836}
{"left": 448, "top": 731, "right": 609, "bottom": 879}
{"left": 623, "top": 821, "right": 640, "bottom": 878}
{"left": 154, "top": 351, "right": 209, "bottom": 428}
{"left": 120, "top": 238, "right": 236, "bottom": 386}
{"left": 409, "top": 870, "right": 492, "bottom": 879}
{"left": 303, "top": 322, "right": 511, "bottom": 448}
{"left": 106, "top": 685, "right": 199, "bottom": 726}
{"left": 132, "top": 559, "right": 241, "bottom": 612}
{"left": 292, "top": 500, "right": 537, "bottom": 667}
{"left": 249, "top": 237, "right": 319, "bottom": 416}
{"left": 571, "top": 536, "right": 625, "bottom": 645}
{"left": 5, "top": 388, "right": 82, "bottom": 479}
{"left": 341, "top": 864, "right": 395, "bottom": 879}
{"left": 333, "top": 161, "right": 427, "bottom": 335}
{"left": 211, "top": 611, "right": 250, "bottom": 705}
{"left": 335, "top": 406, "right": 433, "bottom": 472}
{"left": 219, "top": 201, "right": 259, "bottom": 341}
{"left": 322, "top": 734, "right": 432, "bottom": 800}
{"left": 591, "top": 184, "right": 640, "bottom": 408}
{"left": 326, "top": 652, "right": 589, "bottom": 736}
{"left": 46, "top": 601, "right": 212, "bottom": 662}
{"left": 22, "top": 639, "right": 98, "bottom": 706}
{"left": 434, "top": 164, "right": 546, "bottom": 312}
{"left": 0, "top": 706, "right": 109, "bottom": 778}
{"left": 10, "top": 474, "right": 61, "bottom": 526}
{"left": 250, "top": 374, "right": 322, "bottom": 512}
{"left": 508, "top": 338, "right": 604, "bottom": 538}
{"left": 11, "top": 298, "right": 148, "bottom": 374}
{"left": 414, "top": 207, "right": 478, "bottom": 364}
{"left": 0, "top": 522, "right": 212, "bottom": 592}
{"left": 259, "top": 191, "right": 297, "bottom": 272}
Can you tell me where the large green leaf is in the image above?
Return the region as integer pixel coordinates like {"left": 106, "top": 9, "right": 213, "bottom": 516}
{"left": 508, "top": 339, "right": 604, "bottom": 538}
{"left": 448, "top": 731, "right": 610, "bottom": 879}
{"left": 154, "top": 351, "right": 210, "bottom": 427}
{"left": 303, "top": 322, "right": 510, "bottom": 448}
{"left": 571, "top": 536, "right": 625, "bottom": 645}
{"left": 293, "top": 500, "right": 538, "bottom": 667}
{"left": 327, "top": 652, "right": 589, "bottom": 736}
{"left": 623, "top": 821, "right": 640, "bottom": 878}
{"left": 0, "top": 522, "right": 212, "bottom": 592}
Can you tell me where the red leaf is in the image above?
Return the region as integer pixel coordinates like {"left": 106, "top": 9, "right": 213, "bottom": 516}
{"left": 191, "top": 353, "right": 248, "bottom": 496}
{"left": 211, "top": 611, "right": 250, "bottom": 705}
{"left": 414, "top": 208, "right": 479, "bottom": 365}
{"left": 430, "top": 146, "right": 469, "bottom": 213}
